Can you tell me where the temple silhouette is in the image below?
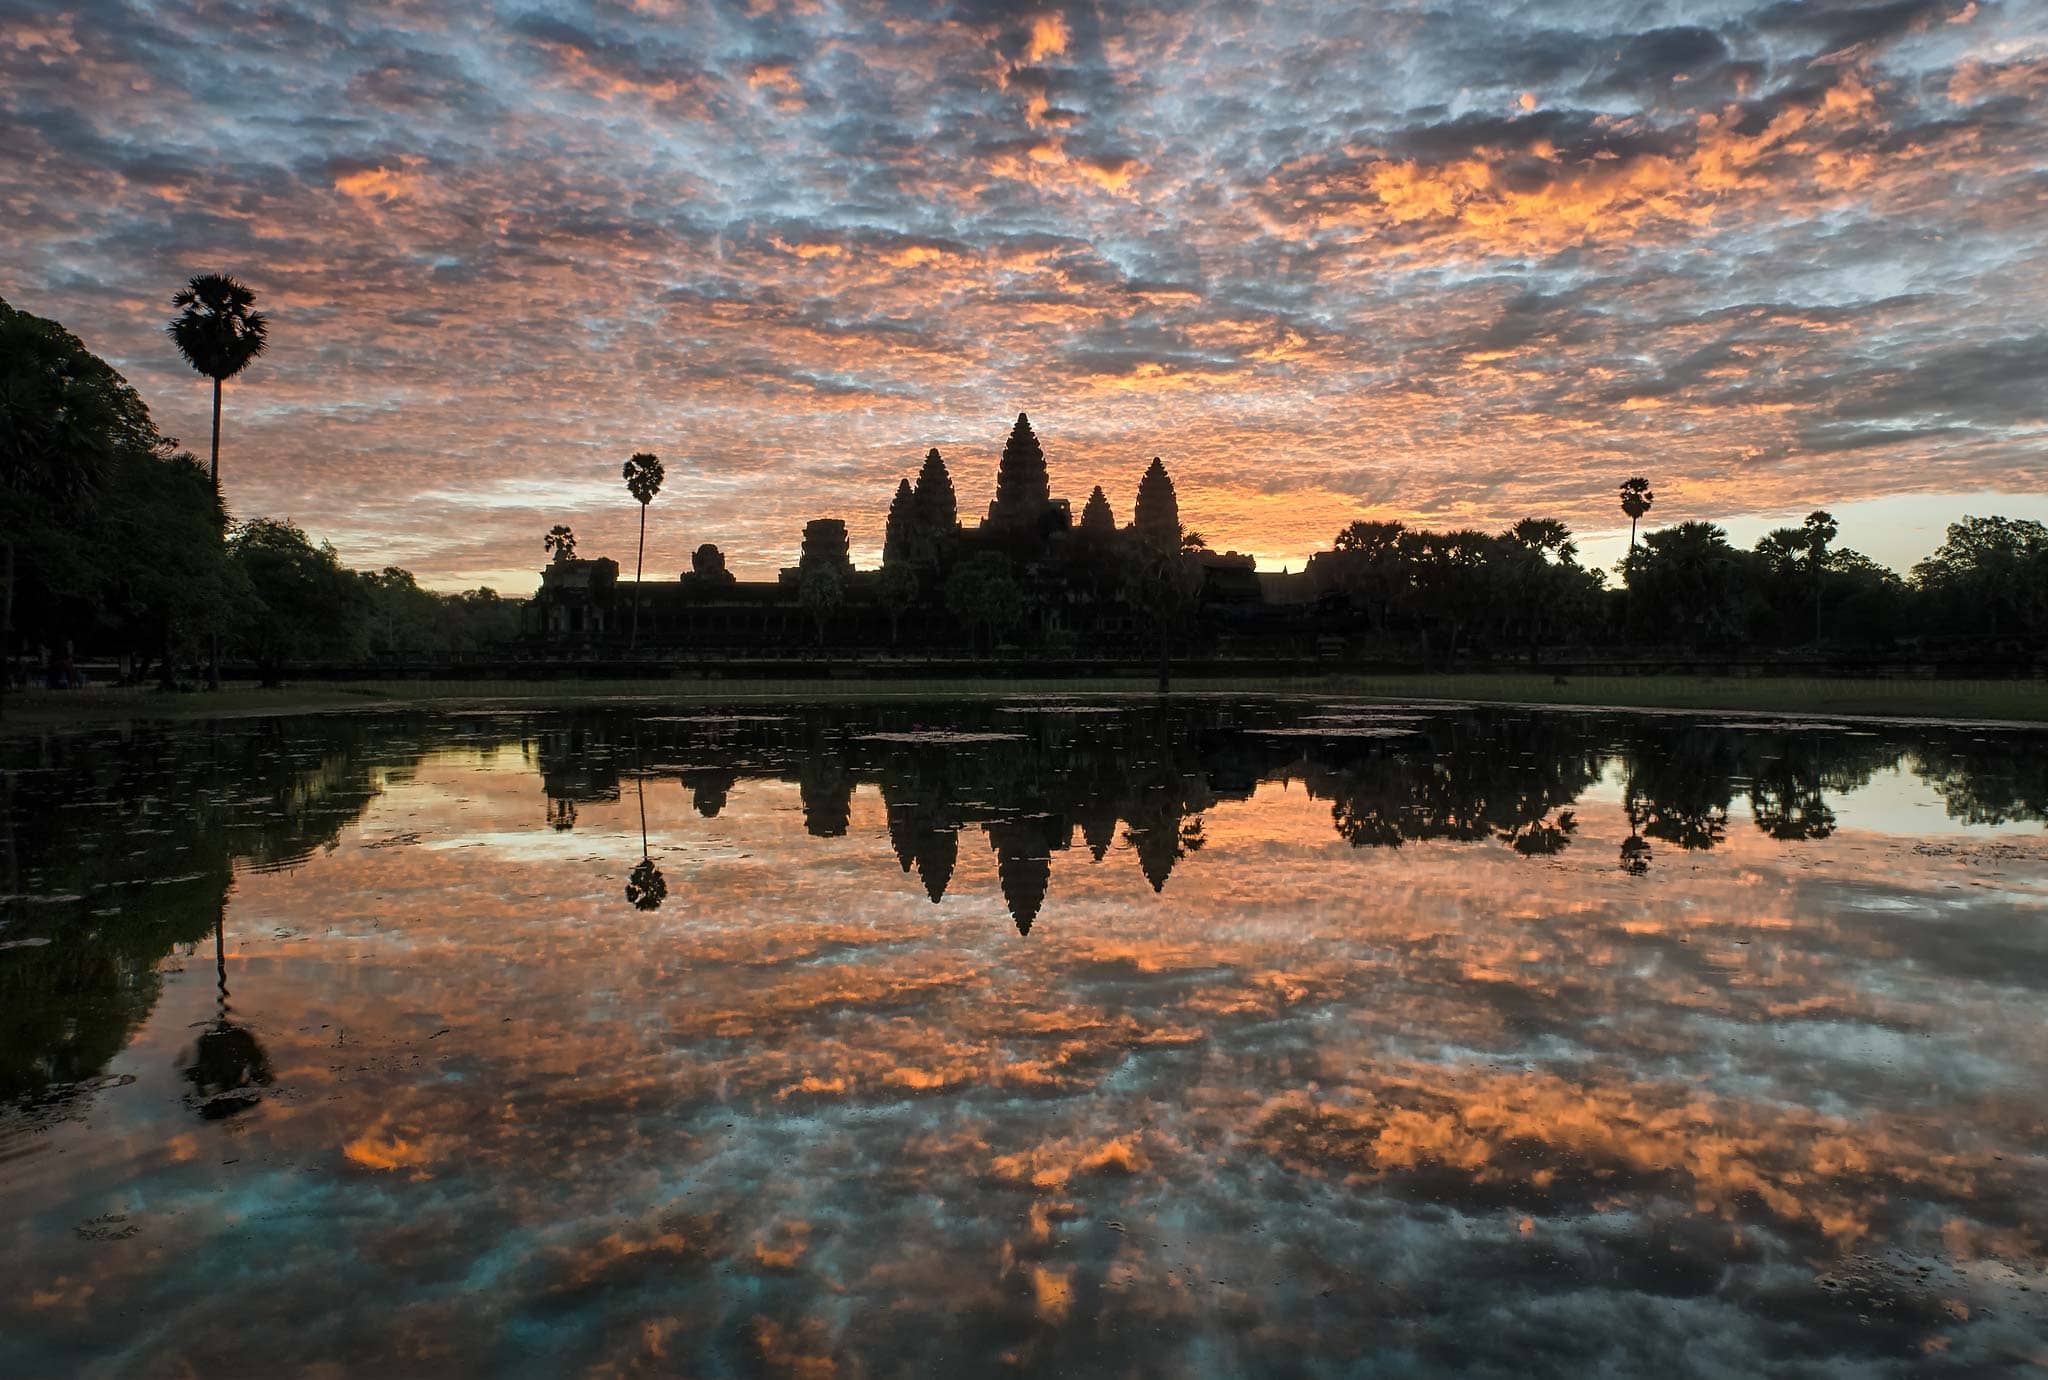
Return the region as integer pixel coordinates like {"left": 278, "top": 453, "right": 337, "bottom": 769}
{"left": 530, "top": 413, "right": 1282, "bottom": 651}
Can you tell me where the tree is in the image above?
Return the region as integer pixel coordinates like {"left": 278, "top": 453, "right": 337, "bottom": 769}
{"left": 798, "top": 563, "right": 845, "bottom": 647}
{"left": 1403, "top": 529, "right": 1495, "bottom": 665}
{"left": 1802, "top": 511, "right": 1838, "bottom": 643}
{"left": 90, "top": 448, "right": 243, "bottom": 684}
{"left": 1618, "top": 476, "right": 1654, "bottom": 552}
{"left": 944, "top": 552, "right": 1024, "bottom": 651}
{"left": 544, "top": 525, "right": 578, "bottom": 562}
{"left": 621, "top": 451, "right": 664, "bottom": 649}
{"left": 1324, "top": 519, "right": 1409, "bottom": 632}
{"left": 1627, "top": 520, "right": 1745, "bottom": 646}
{"left": 227, "top": 519, "right": 368, "bottom": 684}
{"left": 1618, "top": 475, "right": 1654, "bottom": 638}
{"left": 167, "top": 273, "right": 267, "bottom": 690}
{"left": 0, "top": 299, "right": 143, "bottom": 706}
{"left": 877, "top": 561, "right": 919, "bottom": 646}
{"left": 1912, "top": 515, "right": 2048, "bottom": 639}
{"left": 1499, "top": 517, "right": 1588, "bottom": 662}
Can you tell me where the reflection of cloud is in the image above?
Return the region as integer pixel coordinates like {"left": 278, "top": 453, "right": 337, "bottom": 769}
{"left": 4, "top": 3, "right": 2046, "bottom": 583}
{"left": 7, "top": 723, "right": 2048, "bottom": 1375}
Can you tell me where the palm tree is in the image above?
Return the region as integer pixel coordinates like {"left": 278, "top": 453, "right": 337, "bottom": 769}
{"left": 1618, "top": 477, "right": 1654, "bottom": 554}
{"left": 621, "top": 452, "right": 664, "bottom": 649}
{"left": 544, "top": 524, "right": 578, "bottom": 562}
{"left": 1802, "top": 510, "right": 1837, "bottom": 644}
{"left": 168, "top": 274, "right": 267, "bottom": 690}
{"left": 167, "top": 275, "right": 268, "bottom": 495}
{"left": 1617, "top": 476, "right": 1654, "bottom": 635}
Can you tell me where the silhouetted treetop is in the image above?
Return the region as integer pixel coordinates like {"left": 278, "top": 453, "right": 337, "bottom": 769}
{"left": 1, "top": 298, "right": 148, "bottom": 507}
{"left": 545, "top": 524, "right": 578, "bottom": 562}
{"left": 623, "top": 451, "right": 665, "bottom": 506}
{"left": 1619, "top": 476, "right": 1654, "bottom": 523}
{"left": 166, "top": 274, "right": 267, "bottom": 385}
{"left": 1334, "top": 519, "right": 1405, "bottom": 555}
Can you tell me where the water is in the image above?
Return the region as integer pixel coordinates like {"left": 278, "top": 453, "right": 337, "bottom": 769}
{"left": 2, "top": 697, "right": 2045, "bottom": 1377}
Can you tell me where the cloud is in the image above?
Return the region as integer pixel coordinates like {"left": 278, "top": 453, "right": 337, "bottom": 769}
{"left": 1, "top": 0, "right": 2043, "bottom": 586}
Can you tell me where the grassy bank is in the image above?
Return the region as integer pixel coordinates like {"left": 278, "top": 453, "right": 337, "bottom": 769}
{"left": 3, "top": 671, "right": 2045, "bottom": 731}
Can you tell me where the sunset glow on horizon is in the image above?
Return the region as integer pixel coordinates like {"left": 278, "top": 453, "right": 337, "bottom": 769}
{"left": 5, "top": 0, "right": 2046, "bottom": 590}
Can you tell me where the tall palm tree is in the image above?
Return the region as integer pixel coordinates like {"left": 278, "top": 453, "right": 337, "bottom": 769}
{"left": 621, "top": 452, "right": 664, "bottom": 649}
{"left": 168, "top": 274, "right": 267, "bottom": 690}
{"left": 167, "top": 274, "right": 267, "bottom": 494}
{"left": 1618, "top": 476, "right": 1654, "bottom": 555}
{"left": 1617, "top": 476, "right": 1654, "bottom": 635}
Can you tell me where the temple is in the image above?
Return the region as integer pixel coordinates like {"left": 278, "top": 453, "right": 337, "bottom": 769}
{"left": 529, "top": 412, "right": 1297, "bottom": 654}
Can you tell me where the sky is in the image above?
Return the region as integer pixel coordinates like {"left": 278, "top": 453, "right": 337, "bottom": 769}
{"left": 3, "top": 0, "right": 2046, "bottom": 592}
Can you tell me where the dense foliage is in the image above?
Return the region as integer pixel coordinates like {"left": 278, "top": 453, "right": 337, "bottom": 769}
{"left": 1, "top": 298, "right": 522, "bottom": 688}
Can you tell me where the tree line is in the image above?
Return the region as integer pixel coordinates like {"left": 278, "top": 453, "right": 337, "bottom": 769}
{"left": 1310, "top": 485, "right": 2047, "bottom": 662}
{"left": 1, "top": 291, "right": 516, "bottom": 696}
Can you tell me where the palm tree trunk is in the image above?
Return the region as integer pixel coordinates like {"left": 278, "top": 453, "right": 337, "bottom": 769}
{"left": 632, "top": 503, "right": 645, "bottom": 650}
{"left": 1156, "top": 627, "right": 1169, "bottom": 694}
{"left": 1623, "top": 516, "right": 1638, "bottom": 641}
{"left": 208, "top": 376, "right": 223, "bottom": 691}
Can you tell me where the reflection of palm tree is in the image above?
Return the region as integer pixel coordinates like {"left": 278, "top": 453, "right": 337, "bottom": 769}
{"left": 181, "top": 914, "right": 273, "bottom": 1120}
{"left": 624, "top": 772, "right": 666, "bottom": 911}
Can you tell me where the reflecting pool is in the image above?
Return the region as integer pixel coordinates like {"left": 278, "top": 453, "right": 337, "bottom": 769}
{"left": 3, "top": 697, "right": 2046, "bottom": 1377}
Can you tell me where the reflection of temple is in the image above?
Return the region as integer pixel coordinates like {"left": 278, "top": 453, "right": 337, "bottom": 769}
{"left": 11, "top": 701, "right": 2048, "bottom": 1120}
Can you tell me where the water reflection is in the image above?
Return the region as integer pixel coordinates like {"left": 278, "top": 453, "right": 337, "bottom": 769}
{"left": 179, "top": 915, "right": 273, "bottom": 1120}
{"left": 2, "top": 699, "right": 2046, "bottom": 1376}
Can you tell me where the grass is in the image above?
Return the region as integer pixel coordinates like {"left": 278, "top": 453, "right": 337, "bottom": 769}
{"left": 3, "top": 670, "right": 2045, "bottom": 731}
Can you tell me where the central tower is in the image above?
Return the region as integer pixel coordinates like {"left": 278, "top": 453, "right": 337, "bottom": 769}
{"left": 986, "top": 412, "right": 1051, "bottom": 529}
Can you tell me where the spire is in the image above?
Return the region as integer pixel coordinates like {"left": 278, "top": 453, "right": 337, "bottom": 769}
{"left": 988, "top": 412, "right": 1049, "bottom": 527}
{"left": 914, "top": 827, "right": 957, "bottom": 903}
{"left": 913, "top": 447, "right": 957, "bottom": 534}
{"left": 1133, "top": 456, "right": 1180, "bottom": 548}
{"left": 884, "top": 478, "right": 915, "bottom": 568}
{"left": 1080, "top": 485, "right": 1115, "bottom": 538}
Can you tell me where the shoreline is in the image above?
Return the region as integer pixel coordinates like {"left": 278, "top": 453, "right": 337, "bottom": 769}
{"left": 3, "top": 672, "right": 2045, "bottom": 731}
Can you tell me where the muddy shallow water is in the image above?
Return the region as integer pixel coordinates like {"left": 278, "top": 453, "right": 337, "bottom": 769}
{"left": 2, "top": 698, "right": 2046, "bottom": 1377}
